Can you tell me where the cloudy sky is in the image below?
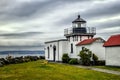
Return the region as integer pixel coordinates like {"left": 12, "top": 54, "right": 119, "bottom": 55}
{"left": 0, "top": 0, "right": 120, "bottom": 49}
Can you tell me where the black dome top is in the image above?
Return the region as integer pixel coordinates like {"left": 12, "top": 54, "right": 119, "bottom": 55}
{"left": 72, "top": 15, "right": 86, "bottom": 23}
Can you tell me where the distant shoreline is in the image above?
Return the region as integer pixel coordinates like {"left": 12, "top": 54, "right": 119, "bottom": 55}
{"left": 0, "top": 50, "right": 45, "bottom": 58}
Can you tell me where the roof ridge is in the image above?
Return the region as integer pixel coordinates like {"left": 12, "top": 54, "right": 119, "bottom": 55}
{"left": 76, "top": 37, "right": 105, "bottom": 46}
{"left": 103, "top": 34, "right": 120, "bottom": 47}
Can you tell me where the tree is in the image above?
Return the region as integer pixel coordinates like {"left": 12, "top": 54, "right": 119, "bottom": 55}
{"left": 78, "top": 47, "right": 92, "bottom": 66}
{"left": 78, "top": 47, "right": 99, "bottom": 66}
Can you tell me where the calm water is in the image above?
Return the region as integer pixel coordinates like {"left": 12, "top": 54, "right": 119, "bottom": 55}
{"left": 0, "top": 51, "right": 45, "bottom": 58}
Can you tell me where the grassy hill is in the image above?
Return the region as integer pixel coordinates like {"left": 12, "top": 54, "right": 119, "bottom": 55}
{"left": 0, "top": 60, "right": 120, "bottom": 80}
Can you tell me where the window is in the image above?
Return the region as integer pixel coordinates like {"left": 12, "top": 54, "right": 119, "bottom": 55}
{"left": 47, "top": 47, "right": 50, "bottom": 58}
{"left": 73, "top": 36, "right": 74, "bottom": 41}
{"left": 75, "top": 36, "right": 76, "bottom": 41}
{"left": 68, "top": 37, "right": 70, "bottom": 42}
{"left": 80, "top": 36, "right": 82, "bottom": 41}
{"left": 71, "top": 43, "right": 73, "bottom": 53}
{"left": 74, "top": 36, "right": 77, "bottom": 41}
{"left": 50, "top": 45, "right": 52, "bottom": 47}
{"left": 82, "top": 47, "right": 84, "bottom": 50}
{"left": 76, "top": 36, "right": 78, "bottom": 41}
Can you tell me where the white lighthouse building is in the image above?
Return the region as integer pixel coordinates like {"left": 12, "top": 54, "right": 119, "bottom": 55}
{"left": 64, "top": 15, "right": 96, "bottom": 59}
{"left": 45, "top": 15, "right": 105, "bottom": 62}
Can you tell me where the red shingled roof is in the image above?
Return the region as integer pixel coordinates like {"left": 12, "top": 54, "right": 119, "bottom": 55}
{"left": 76, "top": 38, "right": 100, "bottom": 46}
{"left": 103, "top": 34, "right": 120, "bottom": 47}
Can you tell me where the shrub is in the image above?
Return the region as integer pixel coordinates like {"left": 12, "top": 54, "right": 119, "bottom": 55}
{"left": 78, "top": 47, "right": 92, "bottom": 66}
{"left": 78, "top": 47, "right": 100, "bottom": 66}
{"left": 92, "top": 54, "right": 98, "bottom": 62}
{"left": 97, "top": 60, "right": 105, "bottom": 65}
{"left": 39, "top": 56, "right": 45, "bottom": 59}
{"left": 69, "top": 58, "right": 78, "bottom": 64}
{"left": 62, "top": 53, "right": 70, "bottom": 63}
{"left": 92, "top": 54, "right": 98, "bottom": 65}
{"left": 91, "top": 60, "right": 105, "bottom": 66}
{"left": 0, "top": 55, "right": 41, "bottom": 67}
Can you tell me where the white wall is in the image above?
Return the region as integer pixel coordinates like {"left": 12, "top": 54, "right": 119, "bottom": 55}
{"left": 45, "top": 42, "right": 58, "bottom": 61}
{"left": 105, "top": 47, "right": 120, "bottom": 66}
{"left": 68, "top": 36, "right": 90, "bottom": 58}
{"left": 45, "top": 40, "right": 68, "bottom": 61}
{"left": 76, "top": 42, "right": 105, "bottom": 60}
{"left": 76, "top": 45, "right": 91, "bottom": 55}
{"left": 45, "top": 35, "right": 97, "bottom": 61}
{"left": 59, "top": 41, "right": 68, "bottom": 61}
{"left": 81, "top": 36, "right": 89, "bottom": 41}
{"left": 91, "top": 42, "right": 105, "bottom": 60}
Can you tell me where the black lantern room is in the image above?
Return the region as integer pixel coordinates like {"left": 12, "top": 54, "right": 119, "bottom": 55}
{"left": 64, "top": 15, "right": 96, "bottom": 38}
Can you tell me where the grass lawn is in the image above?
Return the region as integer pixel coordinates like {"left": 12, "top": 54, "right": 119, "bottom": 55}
{"left": 93, "top": 66, "right": 120, "bottom": 72}
{"left": 0, "top": 60, "right": 120, "bottom": 80}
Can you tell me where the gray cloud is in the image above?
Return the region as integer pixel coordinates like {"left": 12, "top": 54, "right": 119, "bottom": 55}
{"left": 82, "top": 0, "right": 120, "bottom": 19}
{"left": 57, "top": 0, "right": 120, "bottom": 27}
{"left": 0, "top": 32, "right": 43, "bottom": 38}
{"left": 0, "top": 0, "right": 87, "bottom": 22}
{"left": 0, "top": 1, "right": 52, "bottom": 21}
{"left": 0, "top": 41, "right": 45, "bottom": 47}
{"left": 95, "top": 19, "right": 120, "bottom": 29}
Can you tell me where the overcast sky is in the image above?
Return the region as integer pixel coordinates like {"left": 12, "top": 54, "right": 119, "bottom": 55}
{"left": 0, "top": 0, "right": 120, "bottom": 48}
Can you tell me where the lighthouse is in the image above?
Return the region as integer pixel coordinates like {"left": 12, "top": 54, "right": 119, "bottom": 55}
{"left": 64, "top": 15, "right": 96, "bottom": 58}
{"left": 44, "top": 15, "right": 105, "bottom": 62}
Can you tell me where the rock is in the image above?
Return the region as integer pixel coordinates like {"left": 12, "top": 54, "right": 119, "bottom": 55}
{"left": 0, "top": 61, "right": 3, "bottom": 67}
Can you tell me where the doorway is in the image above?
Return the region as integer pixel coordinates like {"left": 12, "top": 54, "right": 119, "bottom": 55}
{"left": 53, "top": 45, "right": 56, "bottom": 62}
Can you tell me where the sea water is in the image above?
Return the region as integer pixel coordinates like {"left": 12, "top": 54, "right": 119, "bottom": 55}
{"left": 0, "top": 51, "right": 45, "bottom": 58}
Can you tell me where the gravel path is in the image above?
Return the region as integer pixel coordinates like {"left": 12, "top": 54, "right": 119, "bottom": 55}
{"left": 74, "top": 65, "right": 120, "bottom": 75}
{"left": 52, "top": 62, "right": 120, "bottom": 75}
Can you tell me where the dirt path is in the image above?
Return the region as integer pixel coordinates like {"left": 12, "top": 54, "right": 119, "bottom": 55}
{"left": 52, "top": 62, "right": 120, "bottom": 75}
{"left": 74, "top": 65, "right": 120, "bottom": 75}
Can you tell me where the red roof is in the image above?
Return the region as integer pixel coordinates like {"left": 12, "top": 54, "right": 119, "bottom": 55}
{"left": 103, "top": 34, "right": 120, "bottom": 47}
{"left": 76, "top": 38, "right": 101, "bottom": 46}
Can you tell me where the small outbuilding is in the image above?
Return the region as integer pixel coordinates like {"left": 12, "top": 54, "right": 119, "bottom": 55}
{"left": 76, "top": 37, "right": 105, "bottom": 60}
{"left": 103, "top": 34, "right": 120, "bottom": 66}
{"left": 45, "top": 39, "right": 68, "bottom": 62}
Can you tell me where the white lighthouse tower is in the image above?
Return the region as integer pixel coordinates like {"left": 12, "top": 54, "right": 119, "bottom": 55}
{"left": 45, "top": 15, "right": 97, "bottom": 62}
{"left": 64, "top": 15, "right": 96, "bottom": 58}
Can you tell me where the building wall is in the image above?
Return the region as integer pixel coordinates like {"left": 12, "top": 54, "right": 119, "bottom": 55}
{"left": 68, "top": 36, "right": 89, "bottom": 58}
{"left": 45, "top": 40, "right": 68, "bottom": 61}
{"left": 45, "top": 42, "right": 58, "bottom": 61}
{"left": 90, "top": 42, "right": 105, "bottom": 60}
{"left": 59, "top": 41, "right": 68, "bottom": 61}
{"left": 76, "top": 45, "right": 91, "bottom": 55}
{"left": 105, "top": 47, "right": 120, "bottom": 66}
{"left": 76, "top": 42, "right": 105, "bottom": 60}
{"left": 81, "top": 36, "right": 90, "bottom": 41}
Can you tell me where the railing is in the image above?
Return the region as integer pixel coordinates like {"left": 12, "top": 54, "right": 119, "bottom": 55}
{"left": 64, "top": 27, "right": 96, "bottom": 36}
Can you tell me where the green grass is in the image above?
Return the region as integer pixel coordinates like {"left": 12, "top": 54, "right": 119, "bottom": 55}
{"left": 94, "top": 66, "right": 120, "bottom": 72}
{"left": 0, "top": 60, "right": 120, "bottom": 80}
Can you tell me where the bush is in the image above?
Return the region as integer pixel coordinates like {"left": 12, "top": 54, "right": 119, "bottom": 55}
{"left": 78, "top": 47, "right": 92, "bottom": 66}
{"left": 78, "top": 47, "right": 100, "bottom": 66}
{"left": 92, "top": 54, "right": 98, "bottom": 62}
{"left": 39, "top": 56, "right": 45, "bottom": 59}
{"left": 62, "top": 53, "right": 70, "bottom": 63}
{"left": 0, "top": 55, "right": 42, "bottom": 67}
{"left": 97, "top": 60, "right": 105, "bottom": 65}
{"left": 69, "top": 58, "right": 78, "bottom": 64}
{"left": 91, "top": 60, "right": 105, "bottom": 66}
